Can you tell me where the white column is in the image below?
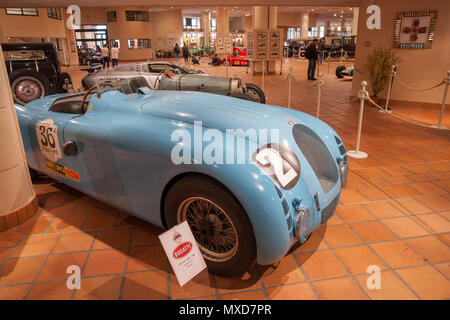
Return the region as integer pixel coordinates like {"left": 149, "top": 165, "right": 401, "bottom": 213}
{"left": 300, "top": 11, "right": 309, "bottom": 38}
{"left": 202, "top": 10, "right": 211, "bottom": 46}
{"left": 252, "top": 6, "right": 278, "bottom": 74}
{"left": 0, "top": 45, "right": 36, "bottom": 217}
{"left": 352, "top": 7, "right": 359, "bottom": 36}
{"left": 216, "top": 6, "right": 230, "bottom": 58}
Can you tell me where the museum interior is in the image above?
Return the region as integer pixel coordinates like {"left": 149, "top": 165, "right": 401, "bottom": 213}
{"left": 0, "top": 0, "right": 449, "bottom": 301}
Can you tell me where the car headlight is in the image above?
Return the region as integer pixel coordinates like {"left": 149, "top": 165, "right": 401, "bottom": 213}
{"left": 252, "top": 143, "right": 301, "bottom": 190}
{"left": 294, "top": 207, "right": 310, "bottom": 242}
{"left": 337, "top": 157, "right": 348, "bottom": 188}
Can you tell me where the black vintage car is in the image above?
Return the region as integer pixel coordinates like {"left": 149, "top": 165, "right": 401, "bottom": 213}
{"left": 325, "top": 36, "right": 356, "bottom": 59}
{"left": 2, "top": 43, "right": 72, "bottom": 105}
{"left": 78, "top": 47, "right": 102, "bottom": 65}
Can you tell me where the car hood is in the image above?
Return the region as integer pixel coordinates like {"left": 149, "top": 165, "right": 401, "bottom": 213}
{"left": 139, "top": 91, "right": 326, "bottom": 144}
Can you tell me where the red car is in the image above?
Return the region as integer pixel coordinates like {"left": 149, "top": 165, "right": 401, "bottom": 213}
{"left": 222, "top": 48, "right": 249, "bottom": 66}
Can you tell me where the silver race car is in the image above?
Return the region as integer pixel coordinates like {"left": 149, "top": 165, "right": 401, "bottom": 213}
{"left": 81, "top": 61, "right": 266, "bottom": 103}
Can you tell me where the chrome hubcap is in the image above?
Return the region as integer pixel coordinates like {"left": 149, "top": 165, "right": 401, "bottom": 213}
{"left": 13, "top": 77, "right": 44, "bottom": 104}
{"left": 177, "top": 197, "right": 238, "bottom": 262}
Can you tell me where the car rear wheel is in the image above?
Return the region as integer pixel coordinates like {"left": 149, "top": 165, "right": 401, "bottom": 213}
{"left": 336, "top": 65, "right": 346, "bottom": 78}
{"left": 245, "top": 83, "right": 266, "bottom": 104}
{"left": 164, "top": 175, "right": 257, "bottom": 276}
{"left": 298, "top": 51, "right": 306, "bottom": 59}
{"left": 10, "top": 72, "right": 50, "bottom": 105}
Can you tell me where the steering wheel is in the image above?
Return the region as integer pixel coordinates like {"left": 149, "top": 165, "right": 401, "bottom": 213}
{"left": 80, "top": 82, "right": 107, "bottom": 114}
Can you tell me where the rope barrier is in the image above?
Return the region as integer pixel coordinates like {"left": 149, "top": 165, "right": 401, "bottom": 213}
{"left": 392, "top": 74, "right": 445, "bottom": 91}
{"left": 366, "top": 96, "right": 449, "bottom": 131}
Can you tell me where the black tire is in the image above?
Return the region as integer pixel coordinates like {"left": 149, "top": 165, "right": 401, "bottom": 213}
{"left": 29, "top": 167, "right": 39, "bottom": 181}
{"left": 164, "top": 175, "right": 257, "bottom": 277}
{"left": 245, "top": 83, "right": 266, "bottom": 104}
{"left": 298, "top": 51, "right": 306, "bottom": 59}
{"left": 9, "top": 71, "right": 51, "bottom": 105}
{"left": 336, "top": 65, "right": 346, "bottom": 78}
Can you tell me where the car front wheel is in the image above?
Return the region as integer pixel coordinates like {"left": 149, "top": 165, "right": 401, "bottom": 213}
{"left": 164, "top": 175, "right": 257, "bottom": 276}
{"left": 336, "top": 65, "right": 346, "bottom": 78}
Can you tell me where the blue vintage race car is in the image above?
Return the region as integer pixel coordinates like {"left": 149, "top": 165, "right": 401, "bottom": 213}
{"left": 15, "top": 78, "right": 348, "bottom": 276}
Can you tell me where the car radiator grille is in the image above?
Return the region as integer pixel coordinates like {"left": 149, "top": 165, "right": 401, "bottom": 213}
{"left": 292, "top": 124, "right": 339, "bottom": 193}
{"left": 321, "top": 192, "right": 340, "bottom": 224}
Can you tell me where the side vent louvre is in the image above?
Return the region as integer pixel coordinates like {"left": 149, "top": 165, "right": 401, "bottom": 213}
{"left": 282, "top": 199, "right": 289, "bottom": 216}
{"left": 275, "top": 185, "right": 283, "bottom": 198}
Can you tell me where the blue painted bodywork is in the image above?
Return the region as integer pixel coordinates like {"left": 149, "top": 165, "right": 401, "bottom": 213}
{"left": 15, "top": 88, "right": 347, "bottom": 266}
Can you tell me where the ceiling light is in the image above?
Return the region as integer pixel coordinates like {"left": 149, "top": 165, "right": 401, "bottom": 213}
{"left": 334, "top": 13, "right": 336, "bottom": 16}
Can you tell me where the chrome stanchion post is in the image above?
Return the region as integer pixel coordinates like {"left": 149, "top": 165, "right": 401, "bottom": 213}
{"left": 250, "top": 60, "right": 253, "bottom": 82}
{"left": 347, "top": 81, "right": 369, "bottom": 159}
{"left": 225, "top": 60, "right": 229, "bottom": 78}
{"left": 262, "top": 61, "right": 265, "bottom": 91}
{"left": 437, "top": 70, "right": 450, "bottom": 128}
{"left": 288, "top": 66, "right": 293, "bottom": 109}
{"left": 340, "top": 48, "right": 344, "bottom": 62}
{"left": 316, "top": 72, "right": 324, "bottom": 118}
{"left": 382, "top": 65, "right": 396, "bottom": 113}
{"left": 327, "top": 55, "right": 330, "bottom": 76}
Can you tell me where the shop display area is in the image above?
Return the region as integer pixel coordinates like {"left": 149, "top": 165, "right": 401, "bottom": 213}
{"left": 0, "top": 58, "right": 449, "bottom": 300}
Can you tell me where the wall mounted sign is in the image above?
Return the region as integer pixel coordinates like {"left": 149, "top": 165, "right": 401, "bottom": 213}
{"left": 393, "top": 10, "right": 438, "bottom": 49}
{"left": 247, "top": 30, "right": 283, "bottom": 61}
{"left": 159, "top": 221, "right": 206, "bottom": 287}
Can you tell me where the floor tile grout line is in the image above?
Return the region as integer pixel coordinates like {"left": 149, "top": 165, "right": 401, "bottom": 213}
{"left": 118, "top": 226, "right": 136, "bottom": 300}
{"left": 290, "top": 252, "right": 321, "bottom": 300}
{"left": 332, "top": 209, "right": 423, "bottom": 299}
{"left": 369, "top": 216, "right": 450, "bottom": 291}
{"left": 315, "top": 229, "right": 371, "bottom": 300}
{"left": 343, "top": 189, "right": 450, "bottom": 284}
{"left": 256, "top": 269, "right": 270, "bottom": 300}
{"left": 212, "top": 275, "right": 220, "bottom": 300}
{"left": 0, "top": 233, "right": 26, "bottom": 273}
{"left": 22, "top": 233, "right": 63, "bottom": 300}
{"left": 4, "top": 242, "right": 162, "bottom": 260}
{"left": 70, "top": 229, "right": 99, "bottom": 300}
{"left": 2, "top": 260, "right": 447, "bottom": 291}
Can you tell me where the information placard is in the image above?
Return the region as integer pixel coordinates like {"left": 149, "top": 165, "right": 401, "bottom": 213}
{"left": 159, "top": 221, "right": 207, "bottom": 287}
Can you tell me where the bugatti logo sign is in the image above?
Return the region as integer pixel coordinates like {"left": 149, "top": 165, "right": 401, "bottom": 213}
{"left": 173, "top": 242, "right": 193, "bottom": 259}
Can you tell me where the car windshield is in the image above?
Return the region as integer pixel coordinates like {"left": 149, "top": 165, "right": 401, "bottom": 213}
{"left": 148, "top": 64, "right": 184, "bottom": 74}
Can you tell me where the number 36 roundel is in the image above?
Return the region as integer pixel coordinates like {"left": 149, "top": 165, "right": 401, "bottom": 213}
{"left": 252, "top": 143, "right": 300, "bottom": 190}
{"left": 35, "top": 119, "right": 62, "bottom": 162}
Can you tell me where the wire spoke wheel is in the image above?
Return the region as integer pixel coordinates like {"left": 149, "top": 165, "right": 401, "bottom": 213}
{"left": 246, "top": 88, "right": 261, "bottom": 102}
{"left": 12, "top": 76, "right": 45, "bottom": 105}
{"left": 177, "top": 197, "right": 239, "bottom": 262}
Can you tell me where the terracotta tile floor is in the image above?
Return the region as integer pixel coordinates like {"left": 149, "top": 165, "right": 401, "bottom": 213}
{"left": 1, "top": 58, "right": 449, "bottom": 300}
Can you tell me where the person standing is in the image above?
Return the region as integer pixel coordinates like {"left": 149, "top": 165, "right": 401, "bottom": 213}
{"left": 111, "top": 43, "right": 120, "bottom": 67}
{"left": 182, "top": 42, "right": 189, "bottom": 64}
{"left": 305, "top": 39, "right": 319, "bottom": 80}
{"left": 173, "top": 43, "right": 180, "bottom": 63}
{"left": 101, "top": 43, "right": 109, "bottom": 69}
{"left": 318, "top": 39, "right": 326, "bottom": 64}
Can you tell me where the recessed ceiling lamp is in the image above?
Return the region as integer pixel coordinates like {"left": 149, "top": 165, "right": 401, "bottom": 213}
{"left": 334, "top": 13, "right": 337, "bottom": 16}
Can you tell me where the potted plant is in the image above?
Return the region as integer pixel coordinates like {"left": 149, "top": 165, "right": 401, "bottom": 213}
{"left": 365, "top": 47, "right": 400, "bottom": 104}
